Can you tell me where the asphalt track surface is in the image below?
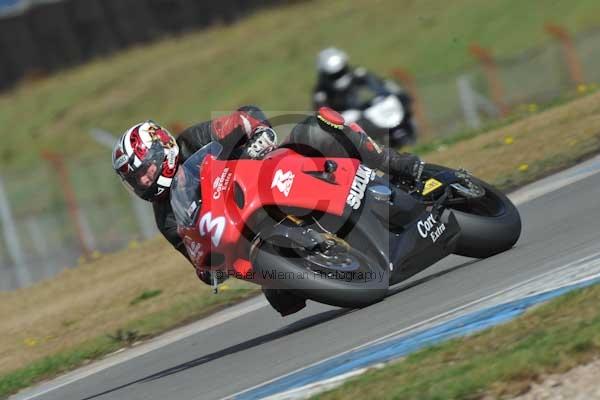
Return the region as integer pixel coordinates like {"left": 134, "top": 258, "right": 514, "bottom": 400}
{"left": 14, "top": 157, "right": 600, "bottom": 400}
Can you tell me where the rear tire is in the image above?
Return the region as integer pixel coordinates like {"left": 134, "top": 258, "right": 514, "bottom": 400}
{"left": 451, "top": 181, "right": 521, "bottom": 258}
{"left": 425, "top": 165, "right": 521, "bottom": 258}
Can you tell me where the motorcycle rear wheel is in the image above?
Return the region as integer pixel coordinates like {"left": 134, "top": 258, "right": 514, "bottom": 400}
{"left": 424, "top": 165, "right": 522, "bottom": 258}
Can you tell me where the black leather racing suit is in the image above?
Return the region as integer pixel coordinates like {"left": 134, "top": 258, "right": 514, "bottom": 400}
{"left": 153, "top": 106, "right": 419, "bottom": 316}
{"left": 282, "top": 112, "right": 419, "bottom": 176}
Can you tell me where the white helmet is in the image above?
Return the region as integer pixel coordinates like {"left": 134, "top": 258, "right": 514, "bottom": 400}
{"left": 112, "top": 121, "right": 180, "bottom": 201}
{"left": 316, "top": 47, "right": 349, "bottom": 76}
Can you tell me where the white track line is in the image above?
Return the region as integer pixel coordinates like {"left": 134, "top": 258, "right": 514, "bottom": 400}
{"left": 223, "top": 251, "right": 600, "bottom": 400}
{"left": 11, "top": 297, "right": 268, "bottom": 400}
{"left": 262, "top": 253, "right": 600, "bottom": 400}
{"left": 509, "top": 154, "right": 600, "bottom": 205}
{"left": 261, "top": 366, "right": 385, "bottom": 400}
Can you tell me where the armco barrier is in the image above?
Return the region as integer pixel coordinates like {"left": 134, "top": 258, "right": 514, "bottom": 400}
{"left": 67, "top": 0, "right": 120, "bottom": 59}
{"left": 146, "top": 0, "right": 206, "bottom": 34}
{"left": 27, "top": 1, "right": 83, "bottom": 71}
{"left": 0, "top": 13, "right": 39, "bottom": 87}
{"left": 0, "top": 0, "right": 299, "bottom": 89}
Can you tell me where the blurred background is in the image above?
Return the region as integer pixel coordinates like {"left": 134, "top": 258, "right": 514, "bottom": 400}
{"left": 1, "top": 0, "right": 600, "bottom": 290}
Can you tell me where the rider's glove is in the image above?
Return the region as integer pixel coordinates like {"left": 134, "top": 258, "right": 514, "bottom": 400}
{"left": 196, "top": 269, "right": 212, "bottom": 285}
{"left": 244, "top": 127, "right": 278, "bottom": 159}
{"left": 385, "top": 149, "right": 423, "bottom": 181}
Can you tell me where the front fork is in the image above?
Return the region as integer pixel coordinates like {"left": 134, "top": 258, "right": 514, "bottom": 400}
{"left": 212, "top": 274, "right": 219, "bottom": 294}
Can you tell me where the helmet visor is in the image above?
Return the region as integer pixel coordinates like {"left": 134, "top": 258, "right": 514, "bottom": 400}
{"left": 121, "top": 141, "right": 165, "bottom": 198}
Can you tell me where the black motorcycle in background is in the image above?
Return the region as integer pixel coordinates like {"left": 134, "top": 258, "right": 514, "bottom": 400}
{"left": 339, "top": 78, "right": 417, "bottom": 148}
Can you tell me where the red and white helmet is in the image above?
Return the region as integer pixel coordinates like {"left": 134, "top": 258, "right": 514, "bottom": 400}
{"left": 112, "top": 121, "right": 180, "bottom": 201}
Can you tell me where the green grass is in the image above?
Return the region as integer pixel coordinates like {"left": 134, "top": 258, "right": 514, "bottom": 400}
{"left": 0, "top": 285, "right": 257, "bottom": 398}
{"left": 492, "top": 148, "right": 598, "bottom": 191}
{"left": 314, "top": 285, "right": 600, "bottom": 400}
{"left": 411, "top": 86, "right": 599, "bottom": 157}
{"left": 2, "top": 0, "right": 600, "bottom": 171}
{"left": 130, "top": 289, "right": 163, "bottom": 306}
{"left": 0, "top": 336, "right": 120, "bottom": 398}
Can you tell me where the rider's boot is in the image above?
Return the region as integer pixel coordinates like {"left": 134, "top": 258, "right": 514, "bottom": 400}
{"left": 262, "top": 288, "right": 307, "bottom": 317}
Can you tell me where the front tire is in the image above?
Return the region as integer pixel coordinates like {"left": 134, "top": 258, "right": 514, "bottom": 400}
{"left": 251, "top": 240, "right": 389, "bottom": 308}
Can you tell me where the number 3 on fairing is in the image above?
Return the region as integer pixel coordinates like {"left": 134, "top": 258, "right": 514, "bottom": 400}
{"left": 199, "top": 212, "right": 226, "bottom": 247}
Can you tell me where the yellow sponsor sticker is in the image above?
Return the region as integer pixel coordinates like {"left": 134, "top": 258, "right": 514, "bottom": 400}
{"left": 422, "top": 178, "right": 443, "bottom": 195}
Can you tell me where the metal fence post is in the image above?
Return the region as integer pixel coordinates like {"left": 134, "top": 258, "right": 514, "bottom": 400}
{"left": 457, "top": 74, "right": 500, "bottom": 129}
{"left": 25, "top": 217, "right": 57, "bottom": 279}
{"left": 0, "top": 176, "right": 31, "bottom": 288}
{"left": 457, "top": 75, "right": 482, "bottom": 129}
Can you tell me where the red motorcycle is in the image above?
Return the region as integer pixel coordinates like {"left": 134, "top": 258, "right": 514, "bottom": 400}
{"left": 171, "top": 142, "right": 521, "bottom": 308}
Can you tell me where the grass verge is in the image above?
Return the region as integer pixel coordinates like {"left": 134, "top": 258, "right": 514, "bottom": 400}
{"left": 314, "top": 283, "right": 600, "bottom": 400}
{"left": 422, "top": 89, "right": 600, "bottom": 190}
{"left": 411, "top": 87, "right": 598, "bottom": 156}
{"left": 0, "top": 286, "right": 257, "bottom": 398}
{"left": 0, "top": 237, "right": 259, "bottom": 398}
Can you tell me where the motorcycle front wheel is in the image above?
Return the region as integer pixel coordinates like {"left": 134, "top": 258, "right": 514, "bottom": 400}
{"left": 251, "top": 235, "right": 389, "bottom": 308}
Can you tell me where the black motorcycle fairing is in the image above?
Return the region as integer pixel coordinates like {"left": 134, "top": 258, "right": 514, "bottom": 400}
{"left": 389, "top": 209, "right": 460, "bottom": 285}
{"left": 251, "top": 165, "right": 466, "bottom": 304}
{"left": 343, "top": 172, "right": 461, "bottom": 286}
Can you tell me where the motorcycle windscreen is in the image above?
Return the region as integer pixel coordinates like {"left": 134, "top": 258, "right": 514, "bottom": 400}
{"left": 364, "top": 95, "right": 404, "bottom": 128}
{"left": 170, "top": 142, "right": 223, "bottom": 227}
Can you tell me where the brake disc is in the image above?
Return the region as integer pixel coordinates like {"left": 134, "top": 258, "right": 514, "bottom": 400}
{"left": 450, "top": 181, "right": 485, "bottom": 199}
